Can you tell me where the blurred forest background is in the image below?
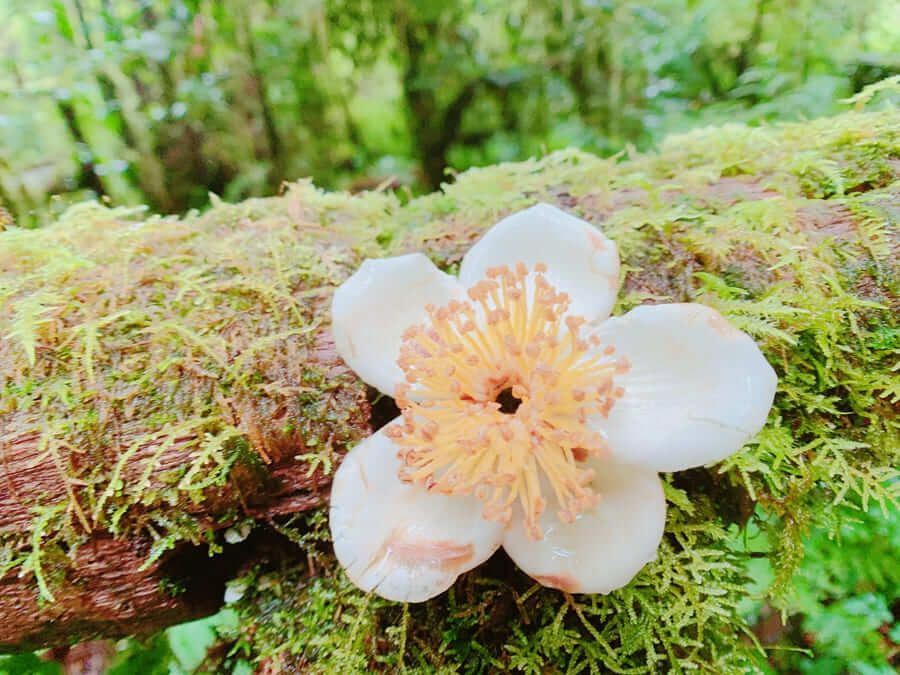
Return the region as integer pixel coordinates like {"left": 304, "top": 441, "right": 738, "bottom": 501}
{"left": 1, "top": 1, "right": 900, "bottom": 673}
{"left": 1, "top": 0, "right": 899, "bottom": 227}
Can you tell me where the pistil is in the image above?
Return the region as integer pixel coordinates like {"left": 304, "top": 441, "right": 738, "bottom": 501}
{"left": 388, "top": 263, "right": 630, "bottom": 539}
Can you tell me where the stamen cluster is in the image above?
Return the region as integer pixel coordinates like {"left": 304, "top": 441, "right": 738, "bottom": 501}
{"left": 386, "top": 263, "right": 630, "bottom": 539}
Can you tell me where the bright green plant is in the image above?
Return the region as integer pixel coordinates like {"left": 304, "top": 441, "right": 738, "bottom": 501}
{"left": 2, "top": 0, "right": 899, "bottom": 225}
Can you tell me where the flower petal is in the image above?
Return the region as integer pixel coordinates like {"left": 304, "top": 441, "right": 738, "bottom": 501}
{"left": 329, "top": 420, "right": 505, "bottom": 602}
{"left": 502, "top": 461, "right": 665, "bottom": 594}
{"left": 459, "top": 203, "right": 619, "bottom": 323}
{"left": 331, "top": 253, "right": 464, "bottom": 395}
{"left": 591, "top": 303, "right": 777, "bottom": 472}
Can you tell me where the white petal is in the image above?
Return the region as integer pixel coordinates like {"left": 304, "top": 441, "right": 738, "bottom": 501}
{"left": 331, "top": 253, "right": 464, "bottom": 395}
{"left": 502, "top": 461, "right": 665, "bottom": 594}
{"left": 329, "top": 420, "right": 504, "bottom": 602}
{"left": 591, "top": 303, "right": 777, "bottom": 472}
{"left": 459, "top": 203, "right": 619, "bottom": 323}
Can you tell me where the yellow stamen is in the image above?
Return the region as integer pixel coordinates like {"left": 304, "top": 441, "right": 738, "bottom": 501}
{"left": 392, "top": 264, "right": 629, "bottom": 539}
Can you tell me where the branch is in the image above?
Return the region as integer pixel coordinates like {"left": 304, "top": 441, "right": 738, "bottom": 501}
{"left": 0, "top": 192, "right": 373, "bottom": 650}
{"left": 1, "top": 106, "right": 898, "bottom": 654}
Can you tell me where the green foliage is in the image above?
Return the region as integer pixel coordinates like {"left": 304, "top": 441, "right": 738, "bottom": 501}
{"left": 0, "top": 611, "right": 249, "bottom": 674}
{"left": 0, "top": 652, "right": 60, "bottom": 675}
{"left": 106, "top": 611, "right": 250, "bottom": 675}
{"left": 2, "top": 0, "right": 899, "bottom": 225}
{"left": 741, "top": 501, "right": 900, "bottom": 673}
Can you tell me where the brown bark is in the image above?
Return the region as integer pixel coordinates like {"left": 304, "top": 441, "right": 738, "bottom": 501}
{"left": 47, "top": 640, "right": 114, "bottom": 675}
{"left": 0, "top": 329, "right": 369, "bottom": 652}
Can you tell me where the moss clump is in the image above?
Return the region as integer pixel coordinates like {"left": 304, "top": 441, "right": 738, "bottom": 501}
{"left": 0, "top": 188, "right": 381, "bottom": 608}
{"left": 229, "top": 504, "right": 756, "bottom": 673}
{"left": 2, "top": 85, "right": 899, "bottom": 668}
{"left": 230, "top": 105, "right": 896, "bottom": 671}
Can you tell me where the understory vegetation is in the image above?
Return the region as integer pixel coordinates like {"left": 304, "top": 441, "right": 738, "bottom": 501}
{"left": 1, "top": 0, "right": 899, "bottom": 226}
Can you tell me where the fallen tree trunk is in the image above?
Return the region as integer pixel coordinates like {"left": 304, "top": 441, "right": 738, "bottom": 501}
{"left": 0, "top": 329, "right": 365, "bottom": 650}
{"left": 0, "top": 201, "right": 374, "bottom": 650}
{"left": 1, "top": 104, "right": 898, "bottom": 666}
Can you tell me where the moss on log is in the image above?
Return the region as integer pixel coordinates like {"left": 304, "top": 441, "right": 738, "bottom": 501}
{"left": 1, "top": 101, "right": 898, "bottom": 670}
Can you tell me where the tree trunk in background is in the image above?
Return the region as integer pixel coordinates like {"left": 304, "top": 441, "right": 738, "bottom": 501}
{"left": 241, "top": 7, "right": 285, "bottom": 187}
{"left": 71, "top": 1, "right": 143, "bottom": 173}
{"left": 67, "top": 0, "right": 174, "bottom": 211}
{"left": 396, "top": 8, "right": 484, "bottom": 191}
{"left": 734, "top": 0, "right": 770, "bottom": 78}
{"left": 55, "top": 99, "right": 108, "bottom": 198}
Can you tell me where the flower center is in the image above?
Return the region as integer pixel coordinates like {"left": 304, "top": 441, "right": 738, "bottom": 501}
{"left": 495, "top": 387, "right": 522, "bottom": 414}
{"left": 388, "top": 262, "right": 630, "bottom": 539}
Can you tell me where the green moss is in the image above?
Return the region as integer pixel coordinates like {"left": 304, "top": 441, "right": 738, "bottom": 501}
{"left": 1, "top": 85, "right": 899, "bottom": 667}
{"left": 232, "top": 502, "right": 758, "bottom": 673}
{"left": 0, "top": 185, "right": 376, "bottom": 615}
{"left": 229, "top": 104, "right": 896, "bottom": 671}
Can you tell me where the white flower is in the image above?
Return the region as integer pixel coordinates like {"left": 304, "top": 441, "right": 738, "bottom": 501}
{"left": 328, "top": 203, "right": 777, "bottom": 602}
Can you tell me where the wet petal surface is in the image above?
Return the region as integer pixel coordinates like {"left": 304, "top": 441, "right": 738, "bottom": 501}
{"left": 459, "top": 203, "right": 619, "bottom": 323}
{"left": 590, "top": 303, "right": 777, "bottom": 472}
{"left": 331, "top": 253, "right": 464, "bottom": 395}
{"left": 502, "top": 460, "right": 666, "bottom": 594}
{"left": 330, "top": 420, "right": 505, "bottom": 602}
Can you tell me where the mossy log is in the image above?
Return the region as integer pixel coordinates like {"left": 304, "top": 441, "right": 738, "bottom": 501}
{"left": 1, "top": 102, "right": 898, "bottom": 669}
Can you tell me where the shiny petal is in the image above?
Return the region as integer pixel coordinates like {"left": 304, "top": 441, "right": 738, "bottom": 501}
{"left": 591, "top": 303, "right": 777, "bottom": 472}
{"left": 502, "top": 461, "right": 665, "bottom": 594}
{"left": 329, "top": 421, "right": 505, "bottom": 602}
{"left": 459, "top": 203, "right": 619, "bottom": 322}
{"left": 331, "top": 253, "right": 464, "bottom": 396}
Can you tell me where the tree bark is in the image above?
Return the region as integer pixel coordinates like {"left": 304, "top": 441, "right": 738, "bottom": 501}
{"left": 0, "top": 327, "right": 367, "bottom": 652}
{"left": 0, "top": 195, "right": 373, "bottom": 651}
